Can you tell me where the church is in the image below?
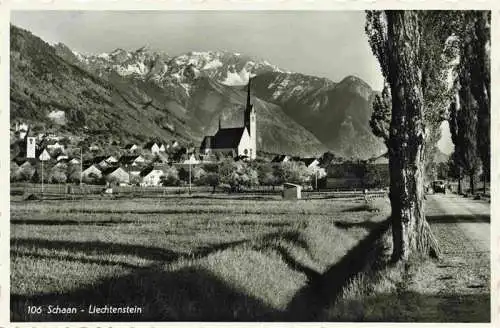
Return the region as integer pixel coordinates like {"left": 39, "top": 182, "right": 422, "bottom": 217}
{"left": 200, "top": 78, "right": 257, "bottom": 160}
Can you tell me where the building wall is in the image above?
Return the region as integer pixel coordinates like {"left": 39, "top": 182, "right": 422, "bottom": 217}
{"left": 151, "top": 144, "right": 160, "bottom": 155}
{"left": 237, "top": 129, "right": 256, "bottom": 159}
{"left": 249, "top": 110, "right": 257, "bottom": 159}
{"left": 107, "top": 169, "right": 130, "bottom": 183}
{"left": 142, "top": 170, "right": 164, "bottom": 186}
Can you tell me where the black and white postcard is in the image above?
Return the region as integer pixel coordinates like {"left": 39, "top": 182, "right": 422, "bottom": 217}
{"left": 1, "top": 1, "right": 497, "bottom": 325}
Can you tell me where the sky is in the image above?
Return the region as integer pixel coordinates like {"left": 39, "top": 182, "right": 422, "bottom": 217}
{"left": 11, "top": 10, "right": 385, "bottom": 90}
{"left": 10, "top": 10, "right": 453, "bottom": 154}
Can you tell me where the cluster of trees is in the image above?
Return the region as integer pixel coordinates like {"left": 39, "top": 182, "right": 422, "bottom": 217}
{"left": 159, "top": 159, "right": 327, "bottom": 192}
{"left": 11, "top": 162, "right": 81, "bottom": 184}
{"left": 366, "top": 10, "right": 490, "bottom": 261}
{"left": 11, "top": 159, "right": 328, "bottom": 192}
{"left": 328, "top": 160, "right": 389, "bottom": 189}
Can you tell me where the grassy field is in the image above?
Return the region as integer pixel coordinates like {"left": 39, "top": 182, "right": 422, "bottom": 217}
{"left": 11, "top": 193, "right": 390, "bottom": 321}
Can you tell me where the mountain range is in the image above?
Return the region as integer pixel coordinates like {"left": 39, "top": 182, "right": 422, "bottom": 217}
{"left": 10, "top": 24, "right": 386, "bottom": 158}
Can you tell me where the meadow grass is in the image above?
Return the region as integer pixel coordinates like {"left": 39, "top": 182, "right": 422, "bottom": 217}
{"left": 11, "top": 195, "right": 389, "bottom": 321}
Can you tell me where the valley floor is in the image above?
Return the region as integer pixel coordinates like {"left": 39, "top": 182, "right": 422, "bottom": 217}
{"left": 10, "top": 193, "right": 390, "bottom": 321}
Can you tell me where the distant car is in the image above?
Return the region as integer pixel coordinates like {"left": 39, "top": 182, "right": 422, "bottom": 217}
{"left": 432, "top": 180, "right": 447, "bottom": 194}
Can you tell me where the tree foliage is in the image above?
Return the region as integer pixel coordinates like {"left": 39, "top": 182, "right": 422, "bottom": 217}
{"left": 367, "top": 11, "right": 461, "bottom": 167}
{"left": 449, "top": 11, "right": 490, "bottom": 194}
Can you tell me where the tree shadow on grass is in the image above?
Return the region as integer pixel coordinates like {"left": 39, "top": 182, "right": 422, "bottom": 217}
{"left": 334, "top": 220, "right": 381, "bottom": 231}
{"left": 282, "top": 217, "right": 392, "bottom": 321}
{"left": 11, "top": 249, "right": 143, "bottom": 270}
{"left": 11, "top": 266, "right": 280, "bottom": 322}
{"left": 11, "top": 226, "right": 320, "bottom": 322}
{"left": 11, "top": 238, "right": 182, "bottom": 262}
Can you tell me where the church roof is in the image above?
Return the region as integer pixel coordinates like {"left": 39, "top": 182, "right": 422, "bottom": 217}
{"left": 211, "top": 127, "right": 246, "bottom": 149}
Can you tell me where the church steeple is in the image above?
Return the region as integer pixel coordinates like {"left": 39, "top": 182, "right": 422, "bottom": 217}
{"left": 246, "top": 77, "right": 252, "bottom": 111}
{"left": 243, "top": 77, "right": 257, "bottom": 159}
{"left": 218, "top": 116, "right": 221, "bottom": 130}
{"left": 244, "top": 77, "right": 254, "bottom": 133}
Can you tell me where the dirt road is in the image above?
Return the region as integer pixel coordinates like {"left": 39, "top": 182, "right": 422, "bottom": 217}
{"left": 407, "top": 193, "right": 490, "bottom": 322}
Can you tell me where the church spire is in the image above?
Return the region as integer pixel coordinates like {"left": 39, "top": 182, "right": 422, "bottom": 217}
{"left": 246, "top": 77, "right": 252, "bottom": 110}
{"left": 218, "top": 116, "right": 221, "bottom": 130}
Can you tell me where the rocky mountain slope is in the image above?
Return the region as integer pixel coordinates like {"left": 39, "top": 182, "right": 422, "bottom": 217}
{"left": 11, "top": 26, "right": 195, "bottom": 145}
{"left": 251, "top": 72, "right": 385, "bottom": 158}
{"left": 12, "top": 24, "right": 384, "bottom": 158}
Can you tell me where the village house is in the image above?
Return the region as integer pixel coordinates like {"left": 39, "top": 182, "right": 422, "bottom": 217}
{"left": 102, "top": 166, "right": 130, "bottom": 185}
{"left": 119, "top": 154, "right": 146, "bottom": 167}
{"left": 144, "top": 141, "right": 160, "bottom": 155}
{"left": 140, "top": 167, "right": 165, "bottom": 186}
{"left": 90, "top": 156, "right": 109, "bottom": 168}
{"left": 38, "top": 149, "right": 52, "bottom": 162}
{"left": 200, "top": 78, "right": 257, "bottom": 160}
{"left": 124, "top": 143, "right": 138, "bottom": 152}
{"left": 81, "top": 164, "right": 102, "bottom": 181}
{"left": 88, "top": 155, "right": 118, "bottom": 169}
{"left": 151, "top": 152, "right": 169, "bottom": 164}
{"left": 158, "top": 143, "right": 166, "bottom": 152}
{"left": 105, "top": 155, "right": 119, "bottom": 165}
{"left": 300, "top": 158, "right": 320, "bottom": 169}
{"left": 46, "top": 141, "right": 65, "bottom": 151}
{"left": 183, "top": 154, "right": 201, "bottom": 165}
{"left": 56, "top": 154, "right": 69, "bottom": 162}
{"left": 69, "top": 158, "right": 81, "bottom": 165}
{"left": 272, "top": 155, "right": 291, "bottom": 163}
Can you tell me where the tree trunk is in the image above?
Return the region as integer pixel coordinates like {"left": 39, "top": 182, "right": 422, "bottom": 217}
{"left": 386, "top": 11, "right": 440, "bottom": 262}
{"left": 469, "top": 173, "right": 475, "bottom": 195}
{"left": 483, "top": 174, "right": 487, "bottom": 194}
{"left": 458, "top": 177, "right": 462, "bottom": 194}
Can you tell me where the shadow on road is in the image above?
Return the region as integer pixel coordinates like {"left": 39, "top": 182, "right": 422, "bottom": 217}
{"left": 426, "top": 214, "right": 490, "bottom": 224}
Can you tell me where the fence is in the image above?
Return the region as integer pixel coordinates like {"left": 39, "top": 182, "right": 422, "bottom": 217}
{"left": 10, "top": 182, "right": 387, "bottom": 200}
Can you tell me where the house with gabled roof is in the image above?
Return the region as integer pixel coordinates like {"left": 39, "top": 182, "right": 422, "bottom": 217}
{"left": 144, "top": 141, "right": 160, "bottom": 155}
{"left": 38, "top": 148, "right": 52, "bottom": 162}
{"left": 102, "top": 166, "right": 130, "bottom": 184}
{"left": 200, "top": 79, "right": 257, "bottom": 160}
{"left": 124, "top": 143, "right": 138, "bottom": 152}
{"left": 183, "top": 154, "right": 201, "bottom": 165}
{"left": 272, "top": 155, "right": 291, "bottom": 163}
{"left": 300, "top": 158, "right": 320, "bottom": 169}
{"left": 140, "top": 166, "right": 165, "bottom": 186}
{"left": 81, "top": 164, "right": 102, "bottom": 182}
{"left": 119, "top": 154, "right": 146, "bottom": 167}
{"left": 46, "top": 141, "right": 65, "bottom": 151}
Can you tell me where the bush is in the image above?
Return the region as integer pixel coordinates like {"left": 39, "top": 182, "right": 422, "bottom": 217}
{"left": 67, "top": 165, "right": 82, "bottom": 184}
{"left": 275, "top": 161, "right": 311, "bottom": 187}
{"left": 219, "top": 159, "right": 259, "bottom": 192}
{"left": 160, "top": 166, "right": 180, "bottom": 186}
{"left": 256, "top": 162, "right": 279, "bottom": 187}
{"left": 49, "top": 169, "right": 67, "bottom": 184}
{"left": 83, "top": 172, "right": 103, "bottom": 185}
